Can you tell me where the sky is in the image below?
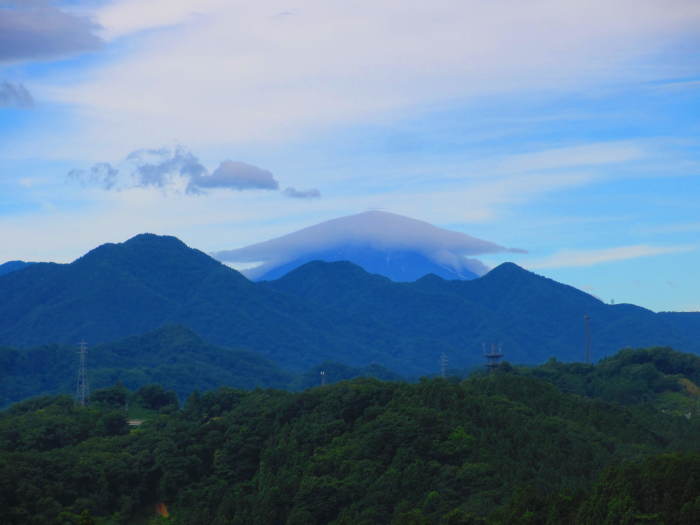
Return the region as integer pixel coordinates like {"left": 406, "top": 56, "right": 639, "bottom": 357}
{"left": 1, "top": 0, "right": 699, "bottom": 311}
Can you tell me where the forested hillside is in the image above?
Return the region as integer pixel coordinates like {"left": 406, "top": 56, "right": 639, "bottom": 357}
{"left": 2, "top": 234, "right": 700, "bottom": 376}
{"left": 3, "top": 353, "right": 700, "bottom": 524}
{"left": 0, "top": 325, "right": 400, "bottom": 408}
{"left": 0, "top": 325, "right": 290, "bottom": 407}
{"left": 520, "top": 346, "right": 700, "bottom": 413}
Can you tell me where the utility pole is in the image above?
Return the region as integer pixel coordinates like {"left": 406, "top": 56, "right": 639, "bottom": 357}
{"left": 76, "top": 341, "right": 89, "bottom": 406}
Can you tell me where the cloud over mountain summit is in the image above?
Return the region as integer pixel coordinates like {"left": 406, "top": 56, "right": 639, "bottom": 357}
{"left": 213, "top": 211, "right": 524, "bottom": 281}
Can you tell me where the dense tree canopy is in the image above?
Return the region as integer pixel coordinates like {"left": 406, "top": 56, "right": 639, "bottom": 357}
{"left": 3, "top": 353, "right": 700, "bottom": 524}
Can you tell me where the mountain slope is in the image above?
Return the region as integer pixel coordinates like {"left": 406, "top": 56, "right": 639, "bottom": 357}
{"left": 0, "top": 325, "right": 292, "bottom": 406}
{"left": 1, "top": 233, "right": 700, "bottom": 376}
{"left": 0, "top": 234, "right": 337, "bottom": 370}
{"left": 266, "top": 260, "right": 699, "bottom": 366}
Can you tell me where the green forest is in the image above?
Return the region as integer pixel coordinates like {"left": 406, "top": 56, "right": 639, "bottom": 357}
{"left": 0, "top": 325, "right": 403, "bottom": 408}
{"left": 3, "top": 347, "right": 700, "bottom": 524}
{"left": 3, "top": 233, "right": 700, "bottom": 375}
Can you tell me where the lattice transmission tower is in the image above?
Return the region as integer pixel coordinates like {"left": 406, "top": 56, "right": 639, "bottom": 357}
{"left": 440, "top": 353, "right": 448, "bottom": 378}
{"left": 484, "top": 343, "right": 504, "bottom": 372}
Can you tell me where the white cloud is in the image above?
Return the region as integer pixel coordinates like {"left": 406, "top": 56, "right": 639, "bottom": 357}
{"left": 214, "top": 210, "right": 518, "bottom": 279}
{"left": 496, "top": 142, "right": 646, "bottom": 173}
{"left": 0, "top": 185, "right": 298, "bottom": 263}
{"left": 645, "top": 221, "right": 700, "bottom": 234}
{"left": 41, "top": 0, "right": 700, "bottom": 154}
{"left": 0, "top": 162, "right": 586, "bottom": 264}
{"left": 527, "top": 244, "right": 697, "bottom": 269}
{"left": 650, "top": 78, "right": 700, "bottom": 92}
{"left": 96, "top": 0, "right": 227, "bottom": 40}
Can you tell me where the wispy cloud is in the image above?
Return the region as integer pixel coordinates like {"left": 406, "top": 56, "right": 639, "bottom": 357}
{"left": 644, "top": 221, "right": 700, "bottom": 234}
{"left": 497, "top": 142, "right": 646, "bottom": 174}
{"left": 46, "top": 0, "right": 700, "bottom": 149}
{"left": 648, "top": 78, "right": 700, "bottom": 92}
{"left": 95, "top": 0, "right": 227, "bottom": 41}
{"left": 67, "top": 162, "right": 119, "bottom": 190}
{"left": 0, "top": 1, "right": 102, "bottom": 62}
{"left": 527, "top": 244, "right": 697, "bottom": 269}
{"left": 0, "top": 81, "right": 33, "bottom": 108}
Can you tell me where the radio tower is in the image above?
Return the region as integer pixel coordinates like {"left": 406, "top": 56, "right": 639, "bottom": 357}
{"left": 440, "top": 353, "right": 448, "bottom": 378}
{"left": 583, "top": 315, "right": 592, "bottom": 364}
{"left": 76, "top": 341, "right": 90, "bottom": 406}
{"left": 484, "top": 343, "right": 504, "bottom": 373}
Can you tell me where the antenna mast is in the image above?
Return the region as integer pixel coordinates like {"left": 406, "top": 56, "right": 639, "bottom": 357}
{"left": 76, "top": 341, "right": 89, "bottom": 406}
{"left": 484, "top": 343, "right": 504, "bottom": 372}
{"left": 440, "top": 353, "right": 448, "bottom": 378}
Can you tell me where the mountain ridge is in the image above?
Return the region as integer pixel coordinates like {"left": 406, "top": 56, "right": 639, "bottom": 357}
{"left": 0, "top": 260, "right": 36, "bottom": 277}
{"left": 0, "top": 233, "right": 698, "bottom": 375}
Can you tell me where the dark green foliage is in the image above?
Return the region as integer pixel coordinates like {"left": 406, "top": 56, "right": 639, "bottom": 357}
{"left": 0, "top": 325, "right": 292, "bottom": 407}
{"left": 520, "top": 347, "right": 700, "bottom": 409}
{"left": 0, "top": 325, "right": 409, "bottom": 408}
{"left": 2, "top": 367, "right": 700, "bottom": 524}
{"left": 2, "top": 234, "right": 700, "bottom": 377}
{"left": 501, "top": 453, "right": 700, "bottom": 524}
{"left": 577, "top": 453, "right": 700, "bottom": 524}
{"left": 135, "top": 385, "right": 179, "bottom": 411}
{"left": 290, "top": 361, "right": 404, "bottom": 390}
{"left": 91, "top": 385, "right": 129, "bottom": 410}
{"left": 0, "top": 396, "right": 96, "bottom": 452}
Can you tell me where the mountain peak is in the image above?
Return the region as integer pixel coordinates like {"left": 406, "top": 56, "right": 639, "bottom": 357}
{"left": 486, "top": 262, "right": 531, "bottom": 277}
{"left": 214, "top": 211, "right": 523, "bottom": 282}
{"left": 123, "top": 233, "right": 188, "bottom": 247}
{"left": 75, "top": 232, "right": 226, "bottom": 272}
{"left": 275, "top": 259, "right": 390, "bottom": 285}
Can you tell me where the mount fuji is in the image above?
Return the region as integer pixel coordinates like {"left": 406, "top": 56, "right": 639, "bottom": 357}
{"left": 213, "top": 211, "right": 524, "bottom": 281}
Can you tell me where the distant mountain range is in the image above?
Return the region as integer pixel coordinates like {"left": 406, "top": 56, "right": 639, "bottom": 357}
{"left": 1, "top": 233, "right": 699, "bottom": 377}
{"left": 213, "top": 210, "right": 523, "bottom": 281}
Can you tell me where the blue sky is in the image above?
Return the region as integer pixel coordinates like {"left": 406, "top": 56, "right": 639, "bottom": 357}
{"left": 1, "top": 0, "right": 699, "bottom": 311}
